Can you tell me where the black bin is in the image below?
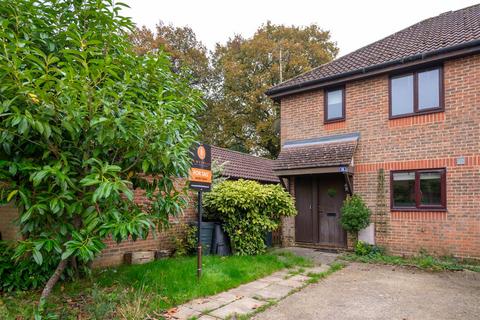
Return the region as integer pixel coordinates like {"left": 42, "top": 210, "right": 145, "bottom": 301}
{"left": 211, "top": 223, "right": 231, "bottom": 256}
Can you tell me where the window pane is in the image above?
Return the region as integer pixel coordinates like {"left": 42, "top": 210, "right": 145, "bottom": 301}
{"left": 418, "top": 69, "right": 440, "bottom": 110}
{"left": 420, "top": 172, "right": 442, "bottom": 206}
{"left": 327, "top": 89, "right": 343, "bottom": 119}
{"left": 393, "top": 172, "right": 415, "bottom": 207}
{"left": 391, "top": 75, "right": 414, "bottom": 116}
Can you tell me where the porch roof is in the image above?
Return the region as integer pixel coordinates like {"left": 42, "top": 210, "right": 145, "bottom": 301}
{"left": 274, "top": 133, "right": 359, "bottom": 175}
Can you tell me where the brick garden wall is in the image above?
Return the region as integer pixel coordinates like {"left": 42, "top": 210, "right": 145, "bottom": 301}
{"left": 0, "top": 180, "right": 198, "bottom": 268}
{"left": 279, "top": 54, "right": 480, "bottom": 258}
{"left": 0, "top": 203, "right": 20, "bottom": 241}
{"left": 93, "top": 180, "right": 197, "bottom": 267}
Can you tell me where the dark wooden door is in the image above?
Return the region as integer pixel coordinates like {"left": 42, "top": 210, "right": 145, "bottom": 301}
{"left": 294, "top": 176, "right": 317, "bottom": 243}
{"left": 317, "top": 175, "right": 347, "bottom": 247}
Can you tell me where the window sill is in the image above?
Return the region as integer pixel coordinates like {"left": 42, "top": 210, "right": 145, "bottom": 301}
{"left": 324, "top": 118, "right": 345, "bottom": 124}
{"left": 391, "top": 208, "right": 447, "bottom": 212}
{"left": 389, "top": 108, "right": 444, "bottom": 120}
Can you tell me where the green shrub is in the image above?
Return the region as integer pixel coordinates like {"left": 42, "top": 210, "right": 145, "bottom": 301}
{"left": 0, "top": 241, "right": 89, "bottom": 292}
{"left": 340, "top": 194, "right": 371, "bottom": 233}
{"left": 172, "top": 224, "right": 198, "bottom": 257}
{"left": 354, "top": 241, "right": 385, "bottom": 257}
{"left": 0, "top": 241, "right": 58, "bottom": 292}
{"left": 204, "top": 180, "right": 296, "bottom": 255}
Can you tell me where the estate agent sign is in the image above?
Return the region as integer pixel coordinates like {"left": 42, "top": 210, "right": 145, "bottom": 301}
{"left": 189, "top": 143, "right": 212, "bottom": 278}
{"left": 189, "top": 143, "right": 212, "bottom": 191}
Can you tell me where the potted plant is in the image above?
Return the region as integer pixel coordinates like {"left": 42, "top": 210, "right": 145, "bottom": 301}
{"left": 340, "top": 194, "right": 371, "bottom": 243}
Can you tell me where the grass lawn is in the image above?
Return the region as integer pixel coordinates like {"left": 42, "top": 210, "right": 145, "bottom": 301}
{"left": 0, "top": 251, "right": 311, "bottom": 319}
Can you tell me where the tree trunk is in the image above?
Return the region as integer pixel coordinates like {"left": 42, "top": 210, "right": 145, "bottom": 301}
{"left": 40, "top": 258, "right": 69, "bottom": 301}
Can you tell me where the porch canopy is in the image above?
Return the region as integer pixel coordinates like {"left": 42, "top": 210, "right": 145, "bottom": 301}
{"left": 274, "top": 133, "right": 359, "bottom": 176}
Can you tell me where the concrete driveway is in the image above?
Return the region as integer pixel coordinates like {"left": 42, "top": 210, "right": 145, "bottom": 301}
{"left": 253, "top": 262, "right": 480, "bottom": 320}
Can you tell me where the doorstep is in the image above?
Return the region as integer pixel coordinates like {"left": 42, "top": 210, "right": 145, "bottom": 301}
{"left": 164, "top": 265, "right": 330, "bottom": 320}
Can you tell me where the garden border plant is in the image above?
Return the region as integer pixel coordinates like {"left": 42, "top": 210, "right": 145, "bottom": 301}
{"left": 340, "top": 194, "right": 371, "bottom": 239}
{"left": 343, "top": 241, "right": 480, "bottom": 273}
{"left": 204, "top": 179, "right": 297, "bottom": 255}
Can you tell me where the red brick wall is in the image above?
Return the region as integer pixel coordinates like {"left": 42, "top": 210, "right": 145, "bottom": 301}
{"left": 93, "top": 180, "right": 197, "bottom": 267}
{"left": 0, "top": 181, "right": 198, "bottom": 267}
{"left": 0, "top": 203, "right": 20, "bottom": 241}
{"left": 279, "top": 54, "right": 480, "bottom": 258}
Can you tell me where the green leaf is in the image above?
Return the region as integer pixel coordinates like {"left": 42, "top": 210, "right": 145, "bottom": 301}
{"left": 142, "top": 160, "right": 149, "bottom": 173}
{"left": 61, "top": 249, "right": 75, "bottom": 260}
{"left": 6, "top": 190, "right": 18, "bottom": 202}
{"left": 32, "top": 249, "right": 43, "bottom": 265}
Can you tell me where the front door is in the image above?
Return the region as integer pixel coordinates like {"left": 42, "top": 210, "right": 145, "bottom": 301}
{"left": 294, "top": 176, "right": 317, "bottom": 243}
{"left": 294, "top": 174, "right": 347, "bottom": 247}
{"left": 317, "top": 174, "right": 347, "bottom": 247}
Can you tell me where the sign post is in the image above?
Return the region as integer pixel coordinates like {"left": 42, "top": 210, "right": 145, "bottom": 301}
{"left": 188, "top": 143, "right": 212, "bottom": 279}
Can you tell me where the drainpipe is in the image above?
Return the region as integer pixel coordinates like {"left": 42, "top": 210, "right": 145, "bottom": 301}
{"left": 343, "top": 172, "right": 353, "bottom": 196}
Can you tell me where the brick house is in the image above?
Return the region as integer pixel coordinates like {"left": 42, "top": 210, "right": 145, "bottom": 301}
{"left": 0, "top": 146, "right": 278, "bottom": 267}
{"left": 267, "top": 5, "right": 480, "bottom": 258}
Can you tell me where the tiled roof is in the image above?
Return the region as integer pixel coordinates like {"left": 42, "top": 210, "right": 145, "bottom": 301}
{"left": 267, "top": 4, "right": 480, "bottom": 96}
{"left": 274, "top": 137, "right": 358, "bottom": 171}
{"left": 211, "top": 146, "right": 279, "bottom": 183}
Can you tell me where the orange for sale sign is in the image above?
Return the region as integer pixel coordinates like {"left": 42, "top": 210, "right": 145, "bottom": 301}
{"left": 189, "top": 168, "right": 212, "bottom": 183}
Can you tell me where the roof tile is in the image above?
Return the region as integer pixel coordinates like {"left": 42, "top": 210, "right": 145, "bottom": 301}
{"left": 211, "top": 146, "right": 279, "bottom": 183}
{"left": 274, "top": 141, "right": 357, "bottom": 171}
{"left": 268, "top": 4, "right": 480, "bottom": 95}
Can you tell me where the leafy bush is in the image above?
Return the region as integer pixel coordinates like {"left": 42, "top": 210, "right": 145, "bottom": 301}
{"left": 0, "top": 241, "right": 59, "bottom": 292}
{"left": 203, "top": 160, "right": 228, "bottom": 222}
{"left": 340, "top": 194, "right": 371, "bottom": 233}
{"left": 204, "top": 180, "right": 296, "bottom": 255}
{"left": 0, "top": 241, "right": 91, "bottom": 292}
{"left": 0, "top": 0, "right": 202, "bottom": 299}
{"left": 354, "top": 241, "right": 385, "bottom": 257}
{"left": 172, "top": 224, "right": 198, "bottom": 257}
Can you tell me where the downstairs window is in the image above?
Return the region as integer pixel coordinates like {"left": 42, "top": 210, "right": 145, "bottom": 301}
{"left": 391, "top": 169, "right": 446, "bottom": 210}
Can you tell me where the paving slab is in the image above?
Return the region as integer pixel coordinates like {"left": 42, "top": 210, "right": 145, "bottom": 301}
{"left": 278, "top": 277, "right": 307, "bottom": 289}
{"left": 197, "top": 316, "right": 219, "bottom": 320}
{"left": 286, "top": 274, "right": 310, "bottom": 282}
{"left": 304, "top": 265, "right": 330, "bottom": 274}
{"left": 170, "top": 305, "right": 201, "bottom": 320}
{"left": 255, "top": 273, "right": 287, "bottom": 284}
{"left": 274, "top": 247, "right": 340, "bottom": 265}
{"left": 254, "top": 283, "right": 294, "bottom": 300}
{"left": 210, "top": 297, "right": 266, "bottom": 319}
{"left": 184, "top": 297, "right": 228, "bottom": 313}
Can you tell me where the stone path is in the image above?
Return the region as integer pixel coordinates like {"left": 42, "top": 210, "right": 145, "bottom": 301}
{"left": 166, "top": 264, "right": 330, "bottom": 320}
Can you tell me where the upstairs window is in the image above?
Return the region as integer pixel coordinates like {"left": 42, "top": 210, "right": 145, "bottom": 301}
{"left": 391, "top": 169, "right": 446, "bottom": 210}
{"left": 390, "top": 67, "right": 443, "bottom": 118}
{"left": 324, "top": 87, "right": 345, "bottom": 123}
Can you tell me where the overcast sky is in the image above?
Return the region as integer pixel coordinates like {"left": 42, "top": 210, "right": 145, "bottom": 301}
{"left": 121, "top": 0, "right": 479, "bottom": 56}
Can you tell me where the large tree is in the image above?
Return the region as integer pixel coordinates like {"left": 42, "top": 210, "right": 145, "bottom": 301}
{"left": 0, "top": 0, "right": 203, "bottom": 302}
{"left": 209, "top": 22, "right": 338, "bottom": 157}
{"left": 130, "top": 22, "right": 338, "bottom": 158}
{"left": 129, "top": 22, "right": 212, "bottom": 94}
